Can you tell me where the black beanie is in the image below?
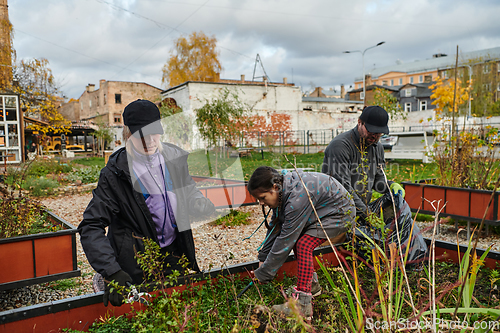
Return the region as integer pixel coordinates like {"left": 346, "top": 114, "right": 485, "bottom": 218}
{"left": 123, "top": 99, "right": 164, "bottom": 137}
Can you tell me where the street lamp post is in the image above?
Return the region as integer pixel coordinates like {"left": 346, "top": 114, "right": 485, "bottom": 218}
{"left": 464, "top": 64, "right": 472, "bottom": 121}
{"left": 344, "top": 41, "right": 386, "bottom": 105}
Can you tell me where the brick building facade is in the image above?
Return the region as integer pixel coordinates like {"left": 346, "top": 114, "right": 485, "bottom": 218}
{"left": 60, "top": 80, "right": 162, "bottom": 125}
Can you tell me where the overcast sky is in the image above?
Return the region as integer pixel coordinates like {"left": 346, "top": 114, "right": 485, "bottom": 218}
{"left": 8, "top": 0, "right": 500, "bottom": 100}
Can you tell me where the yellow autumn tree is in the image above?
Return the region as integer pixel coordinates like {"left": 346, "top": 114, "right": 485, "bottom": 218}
{"left": 429, "top": 74, "right": 497, "bottom": 189}
{"left": 0, "top": 6, "right": 14, "bottom": 91}
{"left": 429, "top": 76, "right": 470, "bottom": 119}
{"left": 162, "top": 31, "right": 222, "bottom": 88}
{"left": 13, "top": 58, "right": 70, "bottom": 135}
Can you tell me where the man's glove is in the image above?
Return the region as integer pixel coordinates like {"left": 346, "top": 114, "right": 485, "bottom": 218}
{"left": 193, "top": 197, "right": 215, "bottom": 216}
{"left": 103, "top": 270, "right": 132, "bottom": 307}
{"left": 390, "top": 183, "right": 405, "bottom": 198}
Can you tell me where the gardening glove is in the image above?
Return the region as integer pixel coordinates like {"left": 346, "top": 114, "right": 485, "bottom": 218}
{"left": 390, "top": 183, "right": 405, "bottom": 198}
{"left": 193, "top": 197, "right": 215, "bottom": 216}
{"left": 103, "top": 270, "right": 132, "bottom": 307}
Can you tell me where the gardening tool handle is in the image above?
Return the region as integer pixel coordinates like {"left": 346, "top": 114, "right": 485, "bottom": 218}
{"left": 236, "top": 281, "right": 254, "bottom": 299}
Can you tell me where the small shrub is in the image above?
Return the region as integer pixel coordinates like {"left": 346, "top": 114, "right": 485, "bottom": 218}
{"left": 27, "top": 160, "right": 72, "bottom": 177}
{"left": 0, "top": 198, "right": 56, "bottom": 238}
{"left": 66, "top": 165, "right": 101, "bottom": 184}
{"left": 23, "top": 176, "right": 60, "bottom": 197}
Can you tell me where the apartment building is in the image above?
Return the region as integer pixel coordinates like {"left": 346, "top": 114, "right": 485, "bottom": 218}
{"left": 353, "top": 46, "right": 500, "bottom": 101}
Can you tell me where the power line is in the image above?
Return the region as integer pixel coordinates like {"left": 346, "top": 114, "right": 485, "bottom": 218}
{"left": 140, "top": 0, "right": 465, "bottom": 29}
{"left": 94, "top": 0, "right": 253, "bottom": 61}
{"left": 109, "top": 0, "right": 213, "bottom": 78}
{"left": 14, "top": 29, "right": 145, "bottom": 75}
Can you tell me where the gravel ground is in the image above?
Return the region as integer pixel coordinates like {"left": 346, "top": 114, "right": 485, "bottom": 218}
{"left": 1, "top": 192, "right": 499, "bottom": 312}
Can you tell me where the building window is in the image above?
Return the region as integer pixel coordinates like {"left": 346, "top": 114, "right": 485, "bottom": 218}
{"left": 360, "top": 92, "right": 365, "bottom": 100}
{"left": 442, "top": 70, "right": 448, "bottom": 78}
{"left": 321, "top": 106, "right": 327, "bottom": 110}
{"left": 405, "top": 103, "right": 412, "bottom": 112}
{"left": 419, "top": 75, "right": 423, "bottom": 83}
{"left": 410, "top": 77, "right": 414, "bottom": 84}
{"left": 390, "top": 79, "right": 394, "bottom": 86}
{"left": 399, "top": 78, "right": 403, "bottom": 85}
{"left": 405, "top": 89, "right": 412, "bottom": 97}
{"left": 498, "top": 83, "right": 500, "bottom": 91}
{"left": 382, "top": 80, "right": 387, "bottom": 86}
{"left": 104, "top": 94, "right": 107, "bottom": 105}
{"left": 357, "top": 84, "right": 360, "bottom": 89}
{"left": 420, "top": 100, "right": 427, "bottom": 111}
{"left": 97, "top": 96, "right": 99, "bottom": 107}
{"left": 89, "top": 100, "right": 92, "bottom": 108}
{"left": 483, "top": 64, "right": 491, "bottom": 74}
{"left": 483, "top": 83, "right": 491, "bottom": 91}
{"left": 115, "top": 94, "right": 122, "bottom": 104}
{"left": 114, "top": 115, "right": 121, "bottom": 123}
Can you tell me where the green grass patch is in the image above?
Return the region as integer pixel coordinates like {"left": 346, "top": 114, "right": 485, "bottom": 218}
{"left": 211, "top": 209, "right": 251, "bottom": 227}
{"left": 71, "top": 157, "right": 105, "bottom": 168}
{"left": 188, "top": 150, "right": 441, "bottom": 183}
{"left": 46, "top": 278, "right": 79, "bottom": 291}
{"left": 411, "top": 212, "right": 435, "bottom": 222}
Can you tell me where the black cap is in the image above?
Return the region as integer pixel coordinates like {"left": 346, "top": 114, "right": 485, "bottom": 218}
{"left": 123, "top": 99, "right": 164, "bottom": 137}
{"left": 359, "top": 106, "right": 389, "bottom": 134}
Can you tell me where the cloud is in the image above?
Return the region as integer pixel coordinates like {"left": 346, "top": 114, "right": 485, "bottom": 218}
{"left": 8, "top": 0, "right": 500, "bottom": 99}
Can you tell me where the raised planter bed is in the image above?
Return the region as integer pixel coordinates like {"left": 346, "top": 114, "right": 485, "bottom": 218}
{"left": 402, "top": 180, "right": 500, "bottom": 226}
{"left": 192, "top": 176, "right": 257, "bottom": 208}
{"left": 0, "top": 210, "right": 80, "bottom": 291}
{"left": 0, "top": 238, "right": 497, "bottom": 333}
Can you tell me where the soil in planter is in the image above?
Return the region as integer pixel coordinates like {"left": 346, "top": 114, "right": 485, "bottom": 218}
{"left": 63, "top": 259, "right": 500, "bottom": 333}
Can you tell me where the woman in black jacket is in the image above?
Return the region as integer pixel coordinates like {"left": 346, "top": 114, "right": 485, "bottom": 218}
{"left": 78, "top": 99, "right": 215, "bottom": 307}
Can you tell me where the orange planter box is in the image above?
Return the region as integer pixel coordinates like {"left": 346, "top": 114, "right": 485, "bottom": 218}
{"left": 193, "top": 176, "right": 258, "bottom": 208}
{"left": 402, "top": 181, "right": 499, "bottom": 225}
{"left": 0, "top": 210, "right": 80, "bottom": 291}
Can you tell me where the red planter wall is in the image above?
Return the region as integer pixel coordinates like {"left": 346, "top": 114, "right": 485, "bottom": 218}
{"left": 0, "top": 211, "right": 80, "bottom": 290}
{"left": 194, "top": 176, "right": 257, "bottom": 208}
{"left": 402, "top": 181, "right": 499, "bottom": 225}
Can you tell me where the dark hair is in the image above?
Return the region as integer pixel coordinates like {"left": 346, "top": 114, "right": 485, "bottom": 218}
{"left": 248, "top": 166, "right": 284, "bottom": 233}
{"left": 247, "top": 166, "right": 282, "bottom": 195}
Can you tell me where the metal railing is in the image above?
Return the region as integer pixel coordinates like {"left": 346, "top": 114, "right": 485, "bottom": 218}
{"left": 225, "top": 123, "right": 500, "bottom": 155}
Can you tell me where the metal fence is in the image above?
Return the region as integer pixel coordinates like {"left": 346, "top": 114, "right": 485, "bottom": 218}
{"left": 230, "top": 122, "right": 500, "bottom": 154}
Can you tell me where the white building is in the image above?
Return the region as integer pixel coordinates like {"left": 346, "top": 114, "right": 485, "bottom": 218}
{"left": 160, "top": 77, "right": 364, "bottom": 132}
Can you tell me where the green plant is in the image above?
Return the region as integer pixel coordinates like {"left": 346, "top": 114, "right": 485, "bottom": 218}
{"left": 195, "top": 87, "right": 249, "bottom": 176}
{"left": 22, "top": 176, "right": 60, "bottom": 197}
{"left": 66, "top": 165, "right": 102, "bottom": 184}
{"left": 64, "top": 315, "right": 134, "bottom": 332}
{"left": 211, "top": 209, "right": 251, "bottom": 227}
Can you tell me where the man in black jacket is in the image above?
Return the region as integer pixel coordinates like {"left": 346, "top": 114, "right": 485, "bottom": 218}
{"left": 78, "top": 99, "right": 215, "bottom": 307}
{"left": 322, "top": 106, "right": 405, "bottom": 220}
